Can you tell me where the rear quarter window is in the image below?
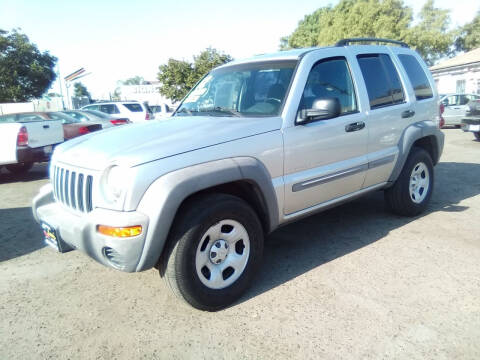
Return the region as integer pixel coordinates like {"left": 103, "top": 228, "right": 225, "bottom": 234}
{"left": 123, "top": 103, "right": 143, "bottom": 112}
{"left": 398, "top": 54, "right": 433, "bottom": 100}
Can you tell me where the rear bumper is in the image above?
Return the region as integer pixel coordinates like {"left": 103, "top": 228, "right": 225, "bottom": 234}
{"left": 32, "top": 184, "right": 150, "bottom": 272}
{"left": 17, "top": 143, "right": 60, "bottom": 163}
{"left": 462, "top": 117, "right": 480, "bottom": 132}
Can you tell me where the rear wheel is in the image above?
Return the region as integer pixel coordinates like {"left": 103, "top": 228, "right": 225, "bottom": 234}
{"left": 385, "top": 147, "right": 434, "bottom": 217}
{"left": 474, "top": 132, "right": 480, "bottom": 141}
{"left": 5, "top": 162, "right": 33, "bottom": 174}
{"left": 160, "top": 193, "right": 264, "bottom": 311}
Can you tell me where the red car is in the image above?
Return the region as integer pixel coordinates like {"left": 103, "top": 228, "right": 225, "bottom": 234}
{"left": 17, "top": 112, "right": 104, "bottom": 140}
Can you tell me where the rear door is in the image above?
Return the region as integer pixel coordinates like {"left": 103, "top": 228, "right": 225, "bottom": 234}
{"left": 349, "top": 48, "right": 415, "bottom": 188}
{"left": 19, "top": 114, "right": 64, "bottom": 148}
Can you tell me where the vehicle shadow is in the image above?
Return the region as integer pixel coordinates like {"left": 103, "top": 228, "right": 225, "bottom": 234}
{"left": 237, "top": 161, "right": 480, "bottom": 305}
{"left": 0, "top": 206, "right": 45, "bottom": 262}
{"left": 0, "top": 163, "right": 49, "bottom": 184}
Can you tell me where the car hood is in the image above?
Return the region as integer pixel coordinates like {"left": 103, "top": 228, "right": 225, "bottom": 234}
{"left": 53, "top": 116, "right": 281, "bottom": 170}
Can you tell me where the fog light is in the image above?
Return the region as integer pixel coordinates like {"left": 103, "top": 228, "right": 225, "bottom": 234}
{"left": 97, "top": 225, "right": 142, "bottom": 237}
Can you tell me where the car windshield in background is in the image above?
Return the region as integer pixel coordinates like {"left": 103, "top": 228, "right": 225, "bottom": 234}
{"left": 175, "top": 60, "right": 297, "bottom": 117}
{"left": 124, "top": 103, "right": 143, "bottom": 112}
{"left": 49, "top": 112, "right": 80, "bottom": 124}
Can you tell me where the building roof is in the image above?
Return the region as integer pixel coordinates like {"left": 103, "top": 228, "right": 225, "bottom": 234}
{"left": 430, "top": 48, "right": 480, "bottom": 71}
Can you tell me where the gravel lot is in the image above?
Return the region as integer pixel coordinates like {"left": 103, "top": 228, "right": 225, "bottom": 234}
{"left": 1, "top": 129, "right": 479, "bottom": 359}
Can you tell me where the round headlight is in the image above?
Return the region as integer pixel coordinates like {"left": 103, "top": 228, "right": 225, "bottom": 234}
{"left": 103, "top": 165, "right": 128, "bottom": 203}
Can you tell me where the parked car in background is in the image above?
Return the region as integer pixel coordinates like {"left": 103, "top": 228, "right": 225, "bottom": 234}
{"left": 461, "top": 99, "right": 480, "bottom": 141}
{"left": 63, "top": 110, "right": 130, "bottom": 127}
{"left": 0, "top": 112, "right": 63, "bottom": 174}
{"left": 439, "top": 93, "right": 480, "bottom": 126}
{"left": 81, "top": 101, "right": 154, "bottom": 123}
{"left": 46, "top": 112, "right": 103, "bottom": 140}
{"left": 150, "top": 104, "right": 174, "bottom": 116}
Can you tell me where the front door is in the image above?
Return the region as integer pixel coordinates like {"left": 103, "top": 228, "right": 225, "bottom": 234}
{"left": 283, "top": 55, "right": 368, "bottom": 215}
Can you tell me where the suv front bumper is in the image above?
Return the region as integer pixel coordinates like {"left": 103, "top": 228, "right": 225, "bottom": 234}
{"left": 32, "top": 184, "right": 149, "bottom": 272}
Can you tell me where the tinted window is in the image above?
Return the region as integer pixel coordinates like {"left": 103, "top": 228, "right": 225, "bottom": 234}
{"left": 100, "top": 104, "right": 120, "bottom": 114}
{"left": 398, "top": 54, "right": 433, "bottom": 100}
{"left": 357, "top": 54, "right": 405, "bottom": 109}
{"left": 84, "top": 105, "right": 99, "bottom": 111}
{"left": 300, "top": 57, "right": 357, "bottom": 114}
{"left": 459, "top": 95, "right": 470, "bottom": 105}
{"left": 123, "top": 103, "right": 143, "bottom": 112}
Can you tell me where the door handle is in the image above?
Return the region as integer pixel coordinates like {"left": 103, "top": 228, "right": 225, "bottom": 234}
{"left": 345, "top": 121, "right": 365, "bottom": 132}
{"left": 43, "top": 125, "right": 50, "bottom": 129}
{"left": 401, "top": 110, "right": 415, "bottom": 118}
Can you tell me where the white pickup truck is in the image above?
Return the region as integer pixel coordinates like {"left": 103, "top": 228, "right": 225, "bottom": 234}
{"left": 0, "top": 113, "right": 64, "bottom": 174}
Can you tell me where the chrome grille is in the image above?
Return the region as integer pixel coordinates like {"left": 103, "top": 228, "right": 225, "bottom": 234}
{"left": 52, "top": 165, "right": 93, "bottom": 213}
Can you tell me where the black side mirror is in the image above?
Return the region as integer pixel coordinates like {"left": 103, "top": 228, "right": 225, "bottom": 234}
{"left": 297, "top": 98, "right": 341, "bottom": 125}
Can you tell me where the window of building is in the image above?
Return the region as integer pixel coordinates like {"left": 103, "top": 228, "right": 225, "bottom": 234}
{"left": 456, "top": 79, "right": 466, "bottom": 94}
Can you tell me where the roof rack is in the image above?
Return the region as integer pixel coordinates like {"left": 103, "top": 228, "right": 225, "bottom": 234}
{"left": 336, "top": 38, "right": 409, "bottom": 48}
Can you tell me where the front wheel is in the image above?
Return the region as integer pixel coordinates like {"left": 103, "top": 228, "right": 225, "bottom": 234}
{"left": 474, "top": 132, "right": 480, "bottom": 141}
{"left": 160, "top": 193, "right": 264, "bottom": 311}
{"left": 385, "top": 147, "right": 434, "bottom": 217}
{"left": 5, "top": 162, "right": 33, "bottom": 174}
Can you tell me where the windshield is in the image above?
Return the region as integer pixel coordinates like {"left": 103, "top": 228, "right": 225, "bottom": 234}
{"left": 49, "top": 112, "right": 80, "bottom": 124}
{"left": 175, "top": 60, "right": 297, "bottom": 117}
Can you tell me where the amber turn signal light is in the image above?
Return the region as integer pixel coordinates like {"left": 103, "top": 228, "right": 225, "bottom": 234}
{"left": 97, "top": 225, "right": 142, "bottom": 237}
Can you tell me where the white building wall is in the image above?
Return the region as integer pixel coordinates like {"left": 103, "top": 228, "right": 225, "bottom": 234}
{"left": 432, "top": 64, "right": 480, "bottom": 95}
{"left": 119, "top": 84, "right": 174, "bottom": 106}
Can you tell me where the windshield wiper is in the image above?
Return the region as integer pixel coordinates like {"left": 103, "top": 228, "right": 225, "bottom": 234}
{"left": 198, "top": 107, "right": 241, "bottom": 117}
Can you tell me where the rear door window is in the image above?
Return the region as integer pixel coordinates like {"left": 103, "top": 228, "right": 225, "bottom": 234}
{"left": 398, "top": 54, "right": 433, "bottom": 100}
{"left": 99, "top": 104, "right": 120, "bottom": 114}
{"left": 357, "top": 54, "right": 405, "bottom": 109}
{"left": 123, "top": 103, "right": 143, "bottom": 112}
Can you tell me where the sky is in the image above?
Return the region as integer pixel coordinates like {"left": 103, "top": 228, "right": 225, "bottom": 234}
{"left": 1, "top": 0, "right": 478, "bottom": 99}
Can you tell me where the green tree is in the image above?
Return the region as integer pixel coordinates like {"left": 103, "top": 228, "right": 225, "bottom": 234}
{"left": 281, "top": 0, "right": 453, "bottom": 65}
{"left": 121, "top": 76, "right": 145, "bottom": 85}
{"left": 157, "top": 47, "right": 232, "bottom": 102}
{"left": 73, "top": 82, "right": 91, "bottom": 99}
{"left": 0, "top": 29, "right": 57, "bottom": 102}
{"left": 455, "top": 11, "right": 480, "bottom": 52}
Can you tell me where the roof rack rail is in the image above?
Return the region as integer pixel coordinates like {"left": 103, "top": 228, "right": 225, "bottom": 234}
{"left": 336, "top": 38, "right": 409, "bottom": 48}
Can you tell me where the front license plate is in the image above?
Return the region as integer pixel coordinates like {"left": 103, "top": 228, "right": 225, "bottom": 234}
{"left": 44, "top": 145, "right": 53, "bottom": 154}
{"left": 42, "top": 222, "right": 59, "bottom": 251}
{"left": 469, "top": 124, "right": 480, "bottom": 132}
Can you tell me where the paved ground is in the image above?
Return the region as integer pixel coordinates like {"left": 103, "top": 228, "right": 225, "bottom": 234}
{"left": 1, "top": 129, "right": 479, "bottom": 360}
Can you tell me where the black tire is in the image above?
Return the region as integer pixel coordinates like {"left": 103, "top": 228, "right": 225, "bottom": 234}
{"left": 474, "top": 132, "right": 480, "bottom": 141}
{"left": 159, "top": 193, "right": 264, "bottom": 311}
{"left": 5, "top": 162, "right": 33, "bottom": 174}
{"left": 385, "top": 147, "right": 434, "bottom": 217}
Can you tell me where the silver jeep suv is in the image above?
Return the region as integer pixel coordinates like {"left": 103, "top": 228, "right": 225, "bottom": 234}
{"left": 33, "top": 38, "right": 444, "bottom": 311}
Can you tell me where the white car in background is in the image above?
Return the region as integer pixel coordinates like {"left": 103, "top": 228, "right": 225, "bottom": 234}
{"left": 81, "top": 101, "right": 154, "bottom": 123}
{"left": 439, "top": 93, "right": 480, "bottom": 126}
